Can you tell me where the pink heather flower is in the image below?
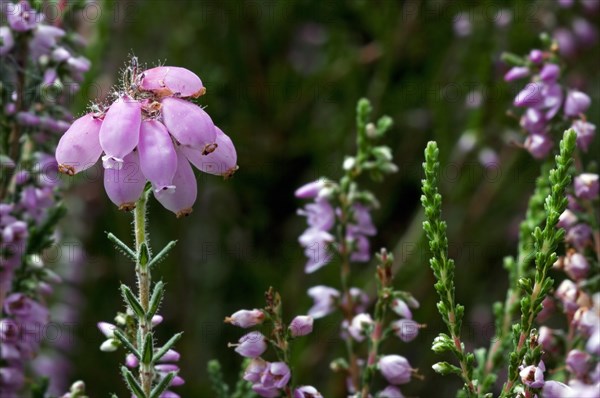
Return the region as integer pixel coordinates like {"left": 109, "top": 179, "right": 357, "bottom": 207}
{"left": 243, "top": 358, "right": 268, "bottom": 383}
{"left": 139, "top": 66, "right": 206, "bottom": 98}
{"left": 564, "top": 252, "right": 589, "bottom": 281}
{"left": 391, "top": 299, "right": 413, "bottom": 319}
{"left": 182, "top": 127, "right": 238, "bottom": 178}
{"left": 571, "top": 120, "right": 596, "bottom": 152}
{"left": 519, "top": 365, "right": 544, "bottom": 388}
{"left": 234, "top": 332, "right": 267, "bottom": 358}
{"left": 558, "top": 209, "right": 578, "bottom": 229}
{"left": 99, "top": 94, "right": 142, "bottom": 169}
{"left": 260, "top": 362, "right": 291, "bottom": 389}
{"left": 539, "top": 64, "right": 560, "bottom": 82}
{"left": 556, "top": 279, "right": 579, "bottom": 314}
{"left": 378, "top": 386, "right": 405, "bottom": 398}
{"left": 564, "top": 90, "right": 591, "bottom": 117}
{"left": 348, "top": 313, "right": 374, "bottom": 342}
{"left": 504, "top": 66, "right": 530, "bottom": 82}
{"left": 225, "top": 309, "right": 265, "bottom": 328}
{"left": 293, "top": 385, "right": 322, "bottom": 398}
{"left": 554, "top": 28, "right": 577, "bottom": 58}
{"left": 289, "top": 315, "right": 313, "bottom": 337}
{"left": 528, "top": 49, "right": 544, "bottom": 64}
{"left": 520, "top": 108, "right": 547, "bottom": 135}
{"left": 294, "top": 180, "right": 326, "bottom": 199}
{"left": 566, "top": 223, "right": 592, "bottom": 251}
{"left": 379, "top": 355, "right": 412, "bottom": 385}
{"left": 30, "top": 25, "right": 65, "bottom": 59}
{"left": 0, "top": 27, "right": 14, "bottom": 55}
{"left": 160, "top": 96, "right": 217, "bottom": 153}
{"left": 514, "top": 83, "right": 544, "bottom": 108}
{"left": 252, "top": 385, "right": 279, "bottom": 398}
{"left": 566, "top": 349, "right": 590, "bottom": 378}
{"left": 154, "top": 147, "right": 198, "bottom": 217}
{"left": 103, "top": 151, "right": 146, "bottom": 211}
{"left": 539, "top": 326, "right": 555, "bottom": 352}
{"left": 574, "top": 173, "right": 599, "bottom": 200}
{"left": 573, "top": 18, "right": 599, "bottom": 46}
{"left": 97, "top": 322, "right": 116, "bottom": 338}
{"left": 392, "top": 319, "right": 420, "bottom": 342}
{"left": 56, "top": 65, "right": 236, "bottom": 216}
{"left": 138, "top": 120, "right": 177, "bottom": 193}
{"left": 542, "top": 381, "right": 571, "bottom": 398}
{"left": 524, "top": 134, "right": 553, "bottom": 159}
{"left": 6, "top": 1, "right": 42, "bottom": 32}
{"left": 307, "top": 285, "right": 339, "bottom": 318}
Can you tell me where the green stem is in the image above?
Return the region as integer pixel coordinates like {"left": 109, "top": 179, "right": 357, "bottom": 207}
{"left": 134, "top": 192, "right": 153, "bottom": 396}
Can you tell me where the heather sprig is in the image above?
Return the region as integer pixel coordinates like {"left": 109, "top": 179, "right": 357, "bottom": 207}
{"left": 500, "top": 129, "right": 577, "bottom": 397}
{"left": 420, "top": 141, "right": 477, "bottom": 397}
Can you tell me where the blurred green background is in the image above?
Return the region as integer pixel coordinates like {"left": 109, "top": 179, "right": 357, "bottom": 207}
{"left": 50, "top": 0, "right": 599, "bottom": 396}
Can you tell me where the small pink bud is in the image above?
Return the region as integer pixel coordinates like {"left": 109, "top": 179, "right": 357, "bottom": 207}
{"left": 289, "top": 315, "right": 313, "bottom": 337}
{"left": 392, "top": 319, "right": 420, "bottom": 342}
{"left": 56, "top": 113, "right": 103, "bottom": 175}
{"left": 504, "top": 66, "right": 530, "bottom": 82}
{"left": 100, "top": 95, "right": 141, "bottom": 170}
{"left": 379, "top": 355, "right": 412, "bottom": 385}
{"left": 224, "top": 309, "right": 265, "bottom": 328}
{"left": 539, "top": 63, "right": 560, "bottom": 82}
{"left": 293, "top": 386, "right": 322, "bottom": 398}
{"left": 574, "top": 173, "right": 599, "bottom": 200}
{"left": 391, "top": 299, "right": 412, "bottom": 319}
{"left": 558, "top": 209, "right": 577, "bottom": 229}
{"left": 571, "top": 120, "right": 596, "bottom": 152}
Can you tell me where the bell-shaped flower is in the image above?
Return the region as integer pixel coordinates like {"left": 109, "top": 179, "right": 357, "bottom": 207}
{"left": 161, "top": 97, "right": 217, "bottom": 153}
{"left": 56, "top": 113, "right": 103, "bottom": 175}
{"left": 138, "top": 120, "right": 177, "bottom": 193}
{"left": 154, "top": 148, "right": 197, "bottom": 217}
{"left": 103, "top": 150, "right": 146, "bottom": 211}
{"left": 182, "top": 127, "right": 238, "bottom": 178}
{"left": 139, "top": 66, "right": 205, "bottom": 98}
{"left": 99, "top": 94, "right": 142, "bottom": 169}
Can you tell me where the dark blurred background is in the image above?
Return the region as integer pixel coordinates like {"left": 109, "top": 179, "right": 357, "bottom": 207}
{"left": 47, "top": 0, "right": 599, "bottom": 396}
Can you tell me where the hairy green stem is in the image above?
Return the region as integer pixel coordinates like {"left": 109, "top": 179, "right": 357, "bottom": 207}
{"left": 134, "top": 192, "right": 153, "bottom": 396}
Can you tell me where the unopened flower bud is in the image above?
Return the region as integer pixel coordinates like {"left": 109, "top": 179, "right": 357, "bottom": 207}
{"left": 289, "top": 315, "right": 313, "bottom": 337}
{"left": 574, "top": 173, "right": 599, "bottom": 200}
{"left": 391, "top": 299, "right": 412, "bottom": 319}
{"left": 100, "top": 339, "right": 118, "bottom": 352}
{"left": 392, "top": 319, "right": 420, "bottom": 342}
{"left": 225, "top": 309, "right": 265, "bottom": 328}
{"left": 379, "top": 355, "right": 412, "bottom": 385}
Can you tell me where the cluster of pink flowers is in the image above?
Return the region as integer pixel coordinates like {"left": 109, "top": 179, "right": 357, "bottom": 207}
{"left": 506, "top": 55, "right": 594, "bottom": 159}
{"left": 226, "top": 308, "right": 321, "bottom": 397}
{"left": 56, "top": 65, "right": 238, "bottom": 217}
{"left": 295, "top": 180, "right": 376, "bottom": 273}
{"left": 0, "top": 154, "right": 66, "bottom": 396}
{"left": 1, "top": 0, "right": 90, "bottom": 141}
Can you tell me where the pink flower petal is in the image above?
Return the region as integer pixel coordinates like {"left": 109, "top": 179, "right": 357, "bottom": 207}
{"left": 139, "top": 66, "right": 205, "bottom": 98}
{"left": 56, "top": 113, "right": 102, "bottom": 175}
{"left": 161, "top": 97, "right": 217, "bottom": 153}
{"left": 99, "top": 95, "right": 141, "bottom": 169}
{"left": 182, "top": 126, "right": 237, "bottom": 178}
{"left": 138, "top": 120, "right": 177, "bottom": 192}
{"left": 154, "top": 148, "right": 197, "bottom": 217}
{"left": 103, "top": 150, "right": 146, "bottom": 211}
